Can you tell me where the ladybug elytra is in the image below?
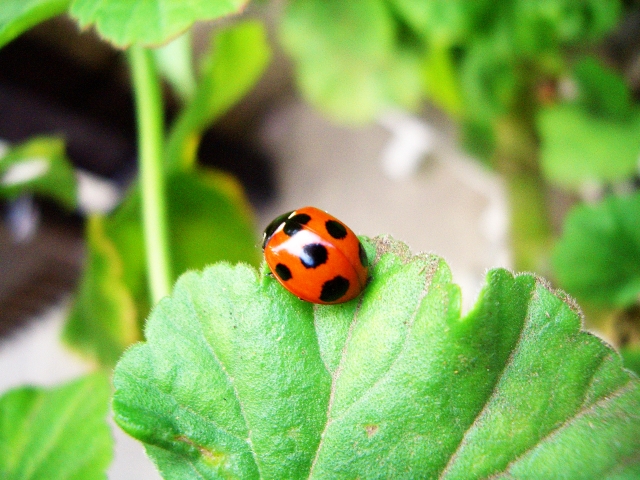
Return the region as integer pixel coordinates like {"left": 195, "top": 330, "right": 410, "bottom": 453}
{"left": 262, "top": 206, "right": 369, "bottom": 304}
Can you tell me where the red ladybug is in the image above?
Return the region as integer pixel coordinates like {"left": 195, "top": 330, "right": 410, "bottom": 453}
{"left": 262, "top": 206, "right": 369, "bottom": 304}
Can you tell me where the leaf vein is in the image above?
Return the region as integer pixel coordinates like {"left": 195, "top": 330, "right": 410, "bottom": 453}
{"left": 125, "top": 372, "right": 247, "bottom": 446}
{"left": 578, "top": 349, "right": 612, "bottom": 410}
{"left": 307, "top": 258, "right": 435, "bottom": 478}
{"left": 185, "top": 288, "right": 264, "bottom": 477}
{"left": 307, "top": 292, "right": 366, "bottom": 478}
{"left": 313, "top": 304, "right": 332, "bottom": 376}
{"left": 329, "top": 273, "right": 433, "bottom": 426}
{"left": 20, "top": 379, "right": 94, "bottom": 479}
{"left": 438, "top": 288, "right": 537, "bottom": 479}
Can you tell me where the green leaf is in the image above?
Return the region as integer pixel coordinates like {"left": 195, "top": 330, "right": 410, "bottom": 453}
{"left": 63, "top": 215, "right": 140, "bottom": 366}
{"left": 460, "top": 38, "right": 518, "bottom": 122}
{"left": 539, "top": 104, "right": 640, "bottom": 189}
{"left": 509, "top": 0, "right": 622, "bottom": 54}
{"left": 421, "top": 42, "right": 463, "bottom": 117}
{"left": 622, "top": 346, "right": 640, "bottom": 377}
{"left": 69, "top": 0, "right": 249, "bottom": 48}
{"left": 0, "top": 373, "right": 113, "bottom": 480}
{"left": 280, "top": 0, "right": 423, "bottom": 123}
{"left": 574, "top": 56, "right": 633, "bottom": 121}
{"left": 113, "top": 236, "right": 640, "bottom": 478}
{"left": 153, "top": 31, "right": 197, "bottom": 103}
{"left": 0, "top": 0, "right": 70, "bottom": 49}
{"left": 553, "top": 193, "right": 640, "bottom": 308}
{"left": 165, "top": 20, "right": 271, "bottom": 170}
{"left": 0, "top": 136, "right": 77, "bottom": 209}
{"left": 107, "top": 169, "right": 261, "bottom": 290}
{"left": 546, "top": 0, "right": 622, "bottom": 44}
{"left": 460, "top": 118, "right": 495, "bottom": 164}
{"left": 387, "top": 0, "right": 492, "bottom": 45}
{"left": 65, "top": 169, "right": 260, "bottom": 366}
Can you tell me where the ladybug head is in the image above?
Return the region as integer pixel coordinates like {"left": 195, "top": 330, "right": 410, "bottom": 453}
{"left": 262, "top": 210, "right": 293, "bottom": 249}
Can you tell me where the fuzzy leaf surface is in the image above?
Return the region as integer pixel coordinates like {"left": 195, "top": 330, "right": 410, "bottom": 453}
{"left": 553, "top": 193, "right": 640, "bottom": 308}
{"left": 69, "top": 0, "right": 248, "bottom": 48}
{"left": 113, "top": 236, "right": 640, "bottom": 478}
{"left": 0, "top": 373, "right": 112, "bottom": 480}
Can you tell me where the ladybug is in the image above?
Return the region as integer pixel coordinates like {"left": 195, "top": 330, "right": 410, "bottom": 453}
{"left": 262, "top": 206, "right": 369, "bottom": 304}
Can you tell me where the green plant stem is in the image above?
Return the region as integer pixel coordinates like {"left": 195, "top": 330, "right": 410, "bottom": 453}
{"left": 493, "top": 111, "right": 553, "bottom": 275}
{"left": 129, "top": 45, "right": 172, "bottom": 303}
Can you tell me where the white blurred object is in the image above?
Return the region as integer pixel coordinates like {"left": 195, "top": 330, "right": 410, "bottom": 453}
{"left": 0, "top": 301, "right": 90, "bottom": 391}
{"left": 77, "top": 169, "right": 121, "bottom": 214}
{"left": 558, "top": 76, "right": 578, "bottom": 101}
{"left": 1, "top": 158, "right": 49, "bottom": 186}
{"left": 109, "top": 417, "right": 162, "bottom": 480}
{"left": 7, "top": 195, "right": 40, "bottom": 242}
{"left": 378, "top": 110, "right": 436, "bottom": 180}
{"left": 0, "top": 139, "right": 10, "bottom": 160}
{"left": 579, "top": 179, "right": 605, "bottom": 203}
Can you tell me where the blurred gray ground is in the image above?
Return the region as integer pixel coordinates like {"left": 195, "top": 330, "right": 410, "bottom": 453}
{"left": 0, "top": 97, "right": 509, "bottom": 479}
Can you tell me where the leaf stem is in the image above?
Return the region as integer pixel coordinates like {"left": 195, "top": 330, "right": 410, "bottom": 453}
{"left": 493, "top": 107, "right": 553, "bottom": 275}
{"left": 129, "top": 45, "right": 172, "bottom": 303}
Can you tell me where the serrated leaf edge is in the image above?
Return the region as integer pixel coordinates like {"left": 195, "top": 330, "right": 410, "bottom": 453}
{"left": 492, "top": 379, "right": 635, "bottom": 478}
{"left": 438, "top": 277, "right": 633, "bottom": 478}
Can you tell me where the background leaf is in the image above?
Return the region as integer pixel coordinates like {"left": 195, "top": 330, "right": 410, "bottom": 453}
{"left": 69, "top": 0, "right": 249, "bottom": 48}
{"left": 622, "top": 346, "right": 640, "bottom": 377}
{"left": 153, "top": 31, "right": 197, "bottom": 103}
{"left": 387, "top": 0, "right": 492, "bottom": 45}
{"left": 0, "top": 373, "right": 113, "bottom": 480}
{"left": 538, "top": 104, "right": 640, "bottom": 189}
{"left": 0, "top": 0, "right": 70, "bottom": 49}
{"left": 63, "top": 216, "right": 140, "bottom": 367}
{"left": 113, "top": 236, "right": 640, "bottom": 478}
{"left": 0, "top": 136, "right": 77, "bottom": 210}
{"left": 508, "top": 0, "right": 621, "bottom": 54}
{"left": 280, "top": 0, "right": 422, "bottom": 123}
{"left": 65, "top": 169, "right": 260, "bottom": 366}
{"left": 574, "top": 56, "right": 633, "bottom": 121}
{"left": 553, "top": 193, "right": 640, "bottom": 308}
{"left": 165, "top": 20, "right": 271, "bottom": 170}
{"left": 460, "top": 37, "right": 519, "bottom": 122}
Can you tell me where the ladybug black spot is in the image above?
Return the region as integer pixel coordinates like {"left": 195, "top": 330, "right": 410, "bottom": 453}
{"left": 300, "top": 243, "right": 328, "bottom": 268}
{"left": 325, "top": 220, "right": 347, "bottom": 239}
{"left": 275, "top": 263, "right": 292, "bottom": 281}
{"left": 359, "top": 242, "right": 368, "bottom": 267}
{"left": 320, "top": 276, "right": 350, "bottom": 302}
{"left": 289, "top": 213, "right": 311, "bottom": 225}
{"left": 283, "top": 213, "right": 311, "bottom": 237}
